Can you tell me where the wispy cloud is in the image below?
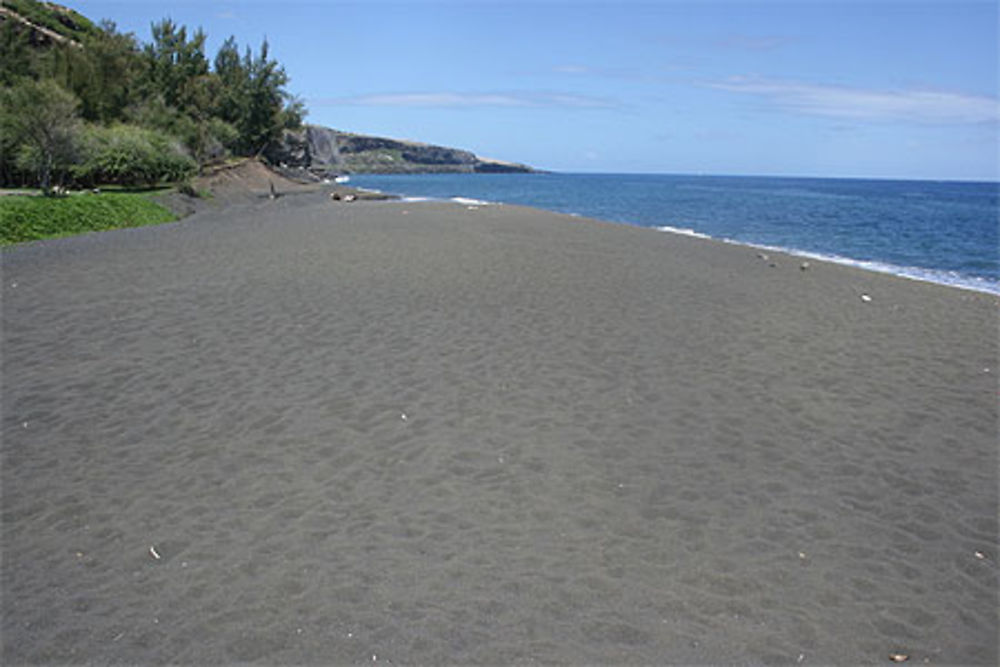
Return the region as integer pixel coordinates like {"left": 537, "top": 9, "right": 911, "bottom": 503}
{"left": 550, "top": 64, "right": 642, "bottom": 79}
{"left": 311, "top": 91, "right": 620, "bottom": 110}
{"left": 709, "top": 77, "right": 1000, "bottom": 125}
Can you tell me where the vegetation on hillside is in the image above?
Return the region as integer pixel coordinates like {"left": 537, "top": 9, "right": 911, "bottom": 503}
{"left": 1, "top": 0, "right": 101, "bottom": 43}
{"left": 0, "top": 0, "right": 304, "bottom": 194}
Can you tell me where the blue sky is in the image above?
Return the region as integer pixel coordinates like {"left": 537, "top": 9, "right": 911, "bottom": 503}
{"left": 74, "top": 0, "right": 998, "bottom": 180}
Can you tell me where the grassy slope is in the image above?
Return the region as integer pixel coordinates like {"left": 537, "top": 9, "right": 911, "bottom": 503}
{"left": 2, "top": 0, "right": 101, "bottom": 43}
{"left": 0, "top": 192, "right": 177, "bottom": 245}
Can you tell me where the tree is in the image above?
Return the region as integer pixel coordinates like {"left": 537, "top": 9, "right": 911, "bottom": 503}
{"left": 33, "top": 36, "right": 97, "bottom": 117}
{"left": 1, "top": 79, "right": 81, "bottom": 194}
{"left": 0, "top": 3, "right": 307, "bottom": 187}
{"left": 3, "top": 15, "right": 140, "bottom": 124}
{"left": 242, "top": 39, "right": 284, "bottom": 154}
{"left": 213, "top": 36, "right": 245, "bottom": 127}
{"left": 213, "top": 37, "right": 303, "bottom": 156}
{"left": 0, "top": 19, "right": 35, "bottom": 87}
{"left": 142, "top": 19, "right": 209, "bottom": 114}
{"left": 80, "top": 21, "right": 142, "bottom": 123}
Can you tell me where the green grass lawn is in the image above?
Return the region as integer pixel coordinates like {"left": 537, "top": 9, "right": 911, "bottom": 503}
{"left": 0, "top": 191, "right": 177, "bottom": 245}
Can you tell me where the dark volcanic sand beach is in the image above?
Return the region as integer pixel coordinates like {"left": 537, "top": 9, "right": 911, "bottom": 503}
{"left": 2, "top": 192, "right": 997, "bottom": 665}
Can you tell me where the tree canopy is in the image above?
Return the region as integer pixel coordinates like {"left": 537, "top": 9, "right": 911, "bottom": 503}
{"left": 0, "top": 2, "right": 305, "bottom": 191}
{"left": 1, "top": 78, "right": 80, "bottom": 193}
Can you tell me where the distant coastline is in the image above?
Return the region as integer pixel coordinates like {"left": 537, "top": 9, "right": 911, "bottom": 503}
{"left": 265, "top": 125, "right": 536, "bottom": 178}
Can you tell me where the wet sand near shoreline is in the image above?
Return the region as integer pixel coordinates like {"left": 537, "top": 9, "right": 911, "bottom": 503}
{"left": 2, "top": 193, "right": 997, "bottom": 664}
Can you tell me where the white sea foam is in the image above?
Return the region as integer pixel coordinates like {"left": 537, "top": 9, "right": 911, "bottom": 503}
{"left": 400, "top": 196, "right": 432, "bottom": 202}
{"left": 656, "top": 225, "right": 999, "bottom": 294}
{"left": 786, "top": 250, "right": 1000, "bottom": 295}
{"left": 732, "top": 240, "right": 1000, "bottom": 295}
{"left": 451, "top": 197, "right": 494, "bottom": 206}
{"left": 656, "top": 225, "right": 712, "bottom": 240}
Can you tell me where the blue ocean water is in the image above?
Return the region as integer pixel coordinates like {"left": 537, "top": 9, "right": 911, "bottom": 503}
{"left": 349, "top": 173, "right": 1000, "bottom": 294}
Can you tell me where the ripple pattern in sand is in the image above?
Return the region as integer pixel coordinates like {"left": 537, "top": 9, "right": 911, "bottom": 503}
{"left": 2, "top": 199, "right": 997, "bottom": 664}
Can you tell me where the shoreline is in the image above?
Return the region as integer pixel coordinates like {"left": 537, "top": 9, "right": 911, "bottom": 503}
{"left": 3, "top": 194, "right": 997, "bottom": 664}
{"left": 683, "top": 231, "right": 1000, "bottom": 296}
{"left": 251, "top": 189, "right": 1000, "bottom": 295}
{"left": 467, "top": 200, "right": 1000, "bottom": 295}
{"left": 349, "top": 174, "right": 1000, "bottom": 296}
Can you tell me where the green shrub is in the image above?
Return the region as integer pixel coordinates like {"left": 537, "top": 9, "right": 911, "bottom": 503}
{"left": 73, "top": 123, "right": 195, "bottom": 187}
{"left": 0, "top": 192, "right": 176, "bottom": 244}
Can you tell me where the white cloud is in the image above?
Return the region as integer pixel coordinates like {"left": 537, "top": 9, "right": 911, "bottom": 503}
{"left": 550, "top": 64, "right": 640, "bottom": 79}
{"left": 311, "top": 91, "right": 620, "bottom": 110}
{"left": 709, "top": 77, "right": 1000, "bottom": 125}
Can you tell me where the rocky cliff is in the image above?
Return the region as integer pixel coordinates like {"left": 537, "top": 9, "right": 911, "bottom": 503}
{"left": 265, "top": 125, "right": 534, "bottom": 175}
